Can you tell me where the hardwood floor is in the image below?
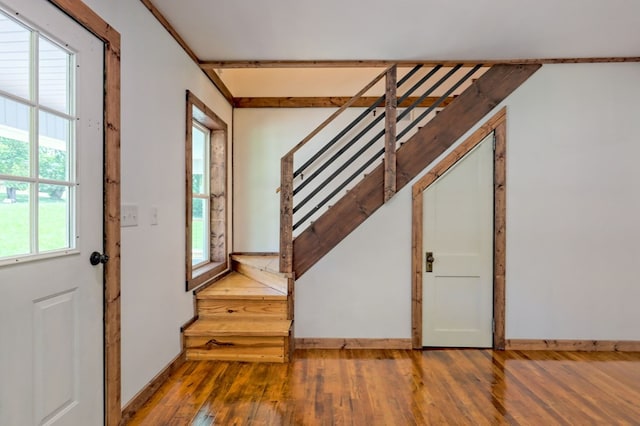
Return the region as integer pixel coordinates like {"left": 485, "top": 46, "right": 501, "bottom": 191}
{"left": 126, "top": 349, "right": 640, "bottom": 425}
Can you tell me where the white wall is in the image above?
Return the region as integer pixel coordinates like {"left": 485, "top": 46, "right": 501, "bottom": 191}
{"left": 81, "top": 0, "right": 233, "bottom": 405}
{"left": 234, "top": 109, "right": 313, "bottom": 251}
{"left": 234, "top": 63, "right": 640, "bottom": 341}
{"left": 505, "top": 63, "right": 640, "bottom": 339}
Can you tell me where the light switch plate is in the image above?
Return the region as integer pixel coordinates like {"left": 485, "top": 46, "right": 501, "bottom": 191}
{"left": 121, "top": 204, "right": 138, "bottom": 227}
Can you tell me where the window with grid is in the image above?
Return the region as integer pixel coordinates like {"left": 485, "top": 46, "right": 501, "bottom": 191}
{"left": 0, "top": 10, "right": 76, "bottom": 263}
{"left": 191, "top": 120, "right": 210, "bottom": 268}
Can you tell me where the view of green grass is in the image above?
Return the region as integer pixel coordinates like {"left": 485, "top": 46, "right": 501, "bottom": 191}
{"left": 192, "top": 220, "right": 204, "bottom": 248}
{"left": 0, "top": 193, "right": 69, "bottom": 258}
{"left": 191, "top": 218, "right": 205, "bottom": 264}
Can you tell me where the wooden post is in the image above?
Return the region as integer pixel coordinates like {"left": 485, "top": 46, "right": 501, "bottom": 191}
{"left": 279, "top": 154, "right": 294, "bottom": 273}
{"left": 384, "top": 65, "right": 397, "bottom": 202}
{"left": 493, "top": 118, "right": 507, "bottom": 350}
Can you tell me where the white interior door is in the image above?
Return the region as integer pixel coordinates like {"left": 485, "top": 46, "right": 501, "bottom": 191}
{"left": 0, "top": 0, "right": 104, "bottom": 424}
{"left": 422, "top": 134, "right": 494, "bottom": 348}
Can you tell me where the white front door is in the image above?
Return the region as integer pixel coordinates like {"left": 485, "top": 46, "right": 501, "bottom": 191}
{"left": 422, "top": 134, "right": 494, "bottom": 348}
{"left": 0, "top": 0, "right": 104, "bottom": 424}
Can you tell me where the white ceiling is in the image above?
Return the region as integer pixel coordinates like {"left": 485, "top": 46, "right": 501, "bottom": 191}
{"left": 150, "top": 0, "right": 640, "bottom": 61}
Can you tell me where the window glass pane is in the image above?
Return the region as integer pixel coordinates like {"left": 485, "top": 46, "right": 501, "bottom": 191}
{"left": 39, "top": 36, "right": 70, "bottom": 114}
{"left": 0, "top": 96, "right": 30, "bottom": 177}
{"left": 38, "top": 183, "right": 70, "bottom": 252}
{"left": 39, "top": 110, "right": 70, "bottom": 180}
{"left": 192, "top": 125, "right": 207, "bottom": 194}
{"left": 192, "top": 197, "right": 208, "bottom": 266}
{"left": 0, "top": 180, "right": 31, "bottom": 258}
{"left": 0, "top": 13, "right": 31, "bottom": 100}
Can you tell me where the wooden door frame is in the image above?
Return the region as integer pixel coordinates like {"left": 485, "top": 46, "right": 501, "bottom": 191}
{"left": 46, "top": 1, "right": 121, "bottom": 425}
{"left": 411, "top": 107, "right": 507, "bottom": 350}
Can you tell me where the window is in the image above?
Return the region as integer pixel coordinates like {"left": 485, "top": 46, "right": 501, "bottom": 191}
{"left": 186, "top": 91, "right": 227, "bottom": 290}
{"left": 191, "top": 121, "right": 210, "bottom": 268}
{"left": 0, "top": 10, "right": 76, "bottom": 263}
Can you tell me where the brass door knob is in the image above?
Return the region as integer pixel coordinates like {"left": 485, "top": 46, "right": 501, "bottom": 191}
{"left": 425, "top": 252, "right": 435, "bottom": 272}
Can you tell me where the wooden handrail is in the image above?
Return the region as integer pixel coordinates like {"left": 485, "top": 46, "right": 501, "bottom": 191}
{"left": 283, "top": 65, "right": 395, "bottom": 158}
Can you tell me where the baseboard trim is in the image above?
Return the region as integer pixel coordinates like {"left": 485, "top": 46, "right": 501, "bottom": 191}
{"left": 120, "top": 350, "right": 186, "bottom": 423}
{"left": 506, "top": 339, "right": 640, "bottom": 352}
{"left": 295, "top": 338, "right": 412, "bottom": 349}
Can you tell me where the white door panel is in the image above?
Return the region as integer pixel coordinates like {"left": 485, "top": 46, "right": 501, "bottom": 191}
{"left": 423, "top": 135, "right": 494, "bottom": 348}
{"left": 0, "top": 0, "right": 104, "bottom": 424}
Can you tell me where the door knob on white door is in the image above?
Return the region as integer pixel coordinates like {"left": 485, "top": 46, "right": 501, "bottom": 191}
{"left": 89, "top": 251, "right": 109, "bottom": 266}
{"left": 426, "top": 252, "right": 435, "bottom": 272}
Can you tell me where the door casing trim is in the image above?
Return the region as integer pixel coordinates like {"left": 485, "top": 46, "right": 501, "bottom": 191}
{"left": 411, "top": 107, "right": 507, "bottom": 349}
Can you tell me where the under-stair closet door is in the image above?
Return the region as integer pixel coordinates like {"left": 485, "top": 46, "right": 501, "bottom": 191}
{"left": 422, "top": 134, "right": 494, "bottom": 348}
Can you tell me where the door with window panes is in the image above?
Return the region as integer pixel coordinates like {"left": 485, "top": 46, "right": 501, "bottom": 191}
{"left": 0, "top": 1, "right": 104, "bottom": 424}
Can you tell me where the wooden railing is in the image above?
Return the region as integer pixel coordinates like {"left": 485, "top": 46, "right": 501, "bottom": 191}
{"left": 279, "top": 65, "right": 395, "bottom": 273}
{"left": 279, "top": 63, "right": 486, "bottom": 273}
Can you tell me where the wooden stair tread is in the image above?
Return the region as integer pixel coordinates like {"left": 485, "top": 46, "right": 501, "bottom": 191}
{"left": 184, "top": 319, "right": 292, "bottom": 337}
{"left": 197, "top": 272, "right": 286, "bottom": 300}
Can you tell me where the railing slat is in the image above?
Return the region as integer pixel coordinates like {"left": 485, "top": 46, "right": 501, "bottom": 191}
{"left": 397, "top": 65, "right": 442, "bottom": 106}
{"left": 293, "top": 147, "right": 385, "bottom": 230}
{"left": 384, "top": 65, "right": 397, "bottom": 202}
{"left": 397, "top": 64, "right": 483, "bottom": 141}
{"left": 397, "top": 64, "right": 462, "bottom": 122}
{"left": 292, "top": 63, "right": 421, "bottom": 178}
{"left": 293, "top": 64, "right": 423, "bottom": 186}
{"left": 293, "top": 109, "right": 386, "bottom": 197}
{"left": 294, "top": 96, "right": 385, "bottom": 178}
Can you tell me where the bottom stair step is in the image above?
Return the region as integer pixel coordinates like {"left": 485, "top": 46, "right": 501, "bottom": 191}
{"left": 184, "top": 319, "right": 292, "bottom": 363}
{"left": 186, "top": 335, "right": 288, "bottom": 363}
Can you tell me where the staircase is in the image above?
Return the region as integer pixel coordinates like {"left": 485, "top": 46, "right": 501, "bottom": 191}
{"left": 183, "top": 63, "right": 540, "bottom": 364}
{"left": 280, "top": 63, "right": 541, "bottom": 277}
{"left": 183, "top": 254, "right": 293, "bottom": 363}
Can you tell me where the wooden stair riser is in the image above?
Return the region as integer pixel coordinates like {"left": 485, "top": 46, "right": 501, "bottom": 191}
{"left": 197, "top": 299, "right": 288, "bottom": 320}
{"left": 185, "top": 335, "right": 287, "bottom": 363}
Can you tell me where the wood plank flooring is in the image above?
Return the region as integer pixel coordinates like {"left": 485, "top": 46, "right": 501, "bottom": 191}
{"left": 126, "top": 349, "right": 640, "bottom": 425}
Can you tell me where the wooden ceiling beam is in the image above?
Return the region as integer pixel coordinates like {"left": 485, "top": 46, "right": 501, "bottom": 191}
{"left": 201, "top": 57, "right": 640, "bottom": 69}
{"left": 233, "top": 96, "right": 455, "bottom": 108}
